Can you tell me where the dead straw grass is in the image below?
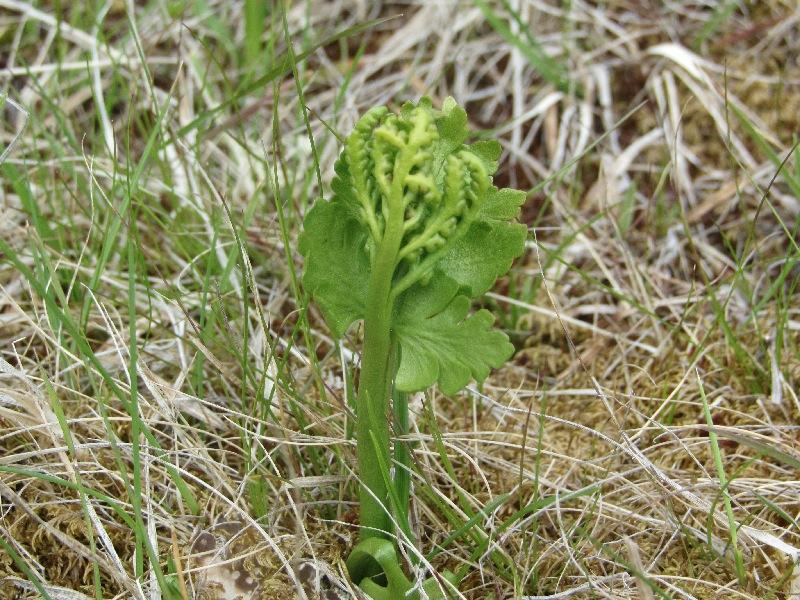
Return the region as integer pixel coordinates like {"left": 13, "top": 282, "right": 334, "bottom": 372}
{"left": 1, "top": 1, "right": 799, "bottom": 598}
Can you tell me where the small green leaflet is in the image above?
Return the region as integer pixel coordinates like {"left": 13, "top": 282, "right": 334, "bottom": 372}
{"left": 438, "top": 186, "right": 527, "bottom": 297}
{"left": 298, "top": 159, "right": 370, "bottom": 337}
{"left": 393, "top": 275, "right": 514, "bottom": 394}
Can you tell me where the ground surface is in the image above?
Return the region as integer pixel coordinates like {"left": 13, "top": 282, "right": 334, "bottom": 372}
{"left": 1, "top": 1, "right": 799, "bottom": 599}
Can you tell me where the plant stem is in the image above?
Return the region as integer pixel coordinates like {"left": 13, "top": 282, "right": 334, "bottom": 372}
{"left": 357, "top": 201, "right": 404, "bottom": 539}
{"left": 356, "top": 114, "right": 428, "bottom": 540}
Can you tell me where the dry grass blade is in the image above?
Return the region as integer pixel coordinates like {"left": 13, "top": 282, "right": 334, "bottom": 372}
{"left": 1, "top": 1, "right": 799, "bottom": 599}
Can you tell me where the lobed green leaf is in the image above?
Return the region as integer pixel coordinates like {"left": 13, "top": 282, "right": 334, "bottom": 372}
{"left": 298, "top": 197, "right": 369, "bottom": 337}
{"left": 393, "top": 276, "right": 515, "bottom": 394}
{"left": 437, "top": 187, "right": 527, "bottom": 297}
{"left": 300, "top": 97, "right": 526, "bottom": 395}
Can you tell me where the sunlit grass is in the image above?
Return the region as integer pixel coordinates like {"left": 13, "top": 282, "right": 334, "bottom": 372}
{"left": 1, "top": 1, "right": 799, "bottom": 599}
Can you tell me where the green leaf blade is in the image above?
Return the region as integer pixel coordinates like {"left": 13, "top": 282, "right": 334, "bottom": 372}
{"left": 298, "top": 197, "right": 370, "bottom": 337}
{"left": 300, "top": 97, "right": 525, "bottom": 397}
{"left": 394, "top": 277, "right": 515, "bottom": 394}
{"left": 438, "top": 187, "right": 527, "bottom": 297}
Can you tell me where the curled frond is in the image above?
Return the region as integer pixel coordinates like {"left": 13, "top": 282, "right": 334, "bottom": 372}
{"left": 339, "top": 98, "right": 495, "bottom": 291}
{"left": 301, "top": 97, "right": 527, "bottom": 393}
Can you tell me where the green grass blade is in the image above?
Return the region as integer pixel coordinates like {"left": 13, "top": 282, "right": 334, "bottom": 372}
{"left": 698, "top": 373, "right": 746, "bottom": 585}
{"left": 177, "top": 16, "right": 396, "bottom": 138}
{"left": 472, "top": 0, "right": 572, "bottom": 93}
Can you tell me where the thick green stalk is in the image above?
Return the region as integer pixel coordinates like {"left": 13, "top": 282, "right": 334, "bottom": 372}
{"left": 356, "top": 115, "right": 426, "bottom": 539}
{"left": 356, "top": 194, "right": 404, "bottom": 539}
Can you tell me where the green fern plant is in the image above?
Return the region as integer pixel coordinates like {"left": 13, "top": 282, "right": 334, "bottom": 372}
{"left": 300, "top": 97, "right": 526, "bottom": 598}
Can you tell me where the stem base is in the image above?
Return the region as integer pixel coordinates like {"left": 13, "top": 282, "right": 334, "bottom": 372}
{"left": 346, "top": 538, "right": 459, "bottom": 600}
